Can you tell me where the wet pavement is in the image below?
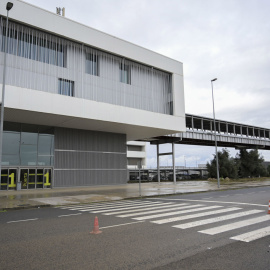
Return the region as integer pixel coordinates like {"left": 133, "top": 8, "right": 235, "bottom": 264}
{"left": 1, "top": 180, "right": 270, "bottom": 210}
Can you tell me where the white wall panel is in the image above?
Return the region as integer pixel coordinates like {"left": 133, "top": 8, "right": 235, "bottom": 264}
{"left": 2, "top": 85, "right": 185, "bottom": 141}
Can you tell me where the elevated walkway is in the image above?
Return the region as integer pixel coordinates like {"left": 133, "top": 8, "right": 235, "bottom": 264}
{"left": 144, "top": 114, "right": 270, "bottom": 150}
{"left": 138, "top": 113, "right": 270, "bottom": 184}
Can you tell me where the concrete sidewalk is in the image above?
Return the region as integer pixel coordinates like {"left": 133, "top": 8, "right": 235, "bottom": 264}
{"left": 1, "top": 180, "right": 270, "bottom": 210}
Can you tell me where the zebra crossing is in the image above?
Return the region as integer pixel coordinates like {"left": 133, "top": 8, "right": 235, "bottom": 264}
{"left": 58, "top": 200, "right": 270, "bottom": 243}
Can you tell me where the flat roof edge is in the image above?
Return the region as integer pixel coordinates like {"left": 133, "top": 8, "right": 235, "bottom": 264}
{"left": 0, "top": 0, "right": 183, "bottom": 74}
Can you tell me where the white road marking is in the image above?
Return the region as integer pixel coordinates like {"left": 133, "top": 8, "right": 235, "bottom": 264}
{"left": 117, "top": 204, "right": 201, "bottom": 218}
{"left": 219, "top": 196, "right": 229, "bottom": 198}
{"left": 154, "top": 207, "right": 240, "bottom": 225}
{"left": 7, "top": 218, "right": 38, "bottom": 223}
{"left": 199, "top": 215, "right": 270, "bottom": 235}
{"left": 59, "top": 200, "right": 154, "bottom": 208}
{"left": 90, "top": 202, "right": 174, "bottom": 213}
{"left": 149, "top": 198, "right": 268, "bottom": 207}
{"left": 103, "top": 203, "right": 179, "bottom": 215}
{"left": 230, "top": 226, "right": 270, "bottom": 242}
{"left": 61, "top": 201, "right": 160, "bottom": 211}
{"left": 58, "top": 213, "right": 82, "bottom": 217}
{"left": 99, "top": 221, "right": 144, "bottom": 229}
{"left": 133, "top": 205, "right": 222, "bottom": 221}
{"left": 58, "top": 201, "right": 128, "bottom": 208}
{"left": 174, "top": 209, "right": 263, "bottom": 229}
{"left": 66, "top": 201, "right": 163, "bottom": 211}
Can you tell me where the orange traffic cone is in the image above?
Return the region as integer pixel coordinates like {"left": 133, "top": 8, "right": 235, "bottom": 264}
{"left": 90, "top": 216, "right": 102, "bottom": 234}
{"left": 268, "top": 201, "right": 270, "bottom": 214}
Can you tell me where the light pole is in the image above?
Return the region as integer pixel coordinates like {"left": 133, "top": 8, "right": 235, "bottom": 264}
{"left": 0, "top": 2, "right": 13, "bottom": 189}
{"left": 211, "top": 78, "right": 220, "bottom": 188}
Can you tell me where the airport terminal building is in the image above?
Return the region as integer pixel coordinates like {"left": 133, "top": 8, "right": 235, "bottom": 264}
{"left": 0, "top": 0, "right": 185, "bottom": 190}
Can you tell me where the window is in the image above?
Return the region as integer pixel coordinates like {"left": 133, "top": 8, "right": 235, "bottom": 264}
{"left": 127, "top": 145, "right": 142, "bottom": 151}
{"left": 127, "top": 158, "right": 141, "bottom": 166}
{"left": 58, "top": 79, "right": 74, "bottom": 96}
{"left": 169, "top": 101, "right": 173, "bottom": 115}
{"left": 20, "top": 132, "right": 38, "bottom": 166}
{"left": 1, "top": 123, "right": 54, "bottom": 167}
{"left": 1, "top": 23, "right": 66, "bottom": 67}
{"left": 86, "top": 53, "right": 99, "bottom": 76}
{"left": 38, "top": 134, "right": 54, "bottom": 166}
{"left": 120, "top": 63, "right": 131, "bottom": 84}
{"left": 2, "top": 132, "right": 20, "bottom": 165}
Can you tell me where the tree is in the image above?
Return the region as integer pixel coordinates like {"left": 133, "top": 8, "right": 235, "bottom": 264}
{"left": 267, "top": 165, "right": 270, "bottom": 177}
{"left": 207, "top": 149, "right": 238, "bottom": 179}
{"left": 236, "top": 149, "right": 267, "bottom": 178}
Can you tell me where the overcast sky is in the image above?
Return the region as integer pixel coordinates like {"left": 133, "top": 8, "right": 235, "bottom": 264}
{"left": 22, "top": 0, "right": 270, "bottom": 167}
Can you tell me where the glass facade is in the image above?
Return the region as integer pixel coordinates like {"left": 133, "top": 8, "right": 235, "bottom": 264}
{"left": 2, "top": 123, "right": 54, "bottom": 167}
{"left": 0, "top": 123, "right": 54, "bottom": 190}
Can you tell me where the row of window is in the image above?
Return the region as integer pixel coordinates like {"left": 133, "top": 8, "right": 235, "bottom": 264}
{"left": 1, "top": 22, "right": 132, "bottom": 85}
{"left": 1, "top": 26, "right": 66, "bottom": 67}
{"left": 1, "top": 18, "right": 173, "bottom": 115}
{"left": 2, "top": 37, "right": 131, "bottom": 85}
{"left": 85, "top": 54, "right": 131, "bottom": 84}
{"left": 58, "top": 62, "right": 131, "bottom": 97}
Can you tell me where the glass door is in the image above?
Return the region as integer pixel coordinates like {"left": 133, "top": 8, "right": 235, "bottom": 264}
{"left": 36, "top": 169, "right": 44, "bottom": 188}
{"left": 0, "top": 169, "right": 8, "bottom": 190}
{"left": 21, "top": 169, "right": 28, "bottom": 189}
{"left": 20, "top": 168, "right": 52, "bottom": 189}
{"left": 0, "top": 168, "right": 17, "bottom": 190}
{"left": 8, "top": 169, "right": 17, "bottom": 190}
{"left": 28, "top": 169, "right": 36, "bottom": 189}
{"left": 43, "top": 168, "right": 52, "bottom": 188}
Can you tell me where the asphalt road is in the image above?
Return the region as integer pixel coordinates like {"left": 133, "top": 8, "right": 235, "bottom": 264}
{"left": 1, "top": 186, "right": 270, "bottom": 270}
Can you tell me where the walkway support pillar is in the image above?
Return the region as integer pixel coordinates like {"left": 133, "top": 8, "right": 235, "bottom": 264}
{"left": 172, "top": 142, "right": 176, "bottom": 185}
{"left": 157, "top": 144, "right": 160, "bottom": 184}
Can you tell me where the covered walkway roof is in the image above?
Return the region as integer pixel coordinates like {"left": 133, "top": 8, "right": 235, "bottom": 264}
{"left": 140, "top": 114, "right": 270, "bottom": 150}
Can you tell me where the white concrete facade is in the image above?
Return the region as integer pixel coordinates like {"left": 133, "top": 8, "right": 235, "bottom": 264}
{"left": 127, "top": 141, "right": 147, "bottom": 169}
{"left": 0, "top": 0, "right": 186, "bottom": 189}
{"left": 0, "top": 0, "right": 186, "bottom": 141}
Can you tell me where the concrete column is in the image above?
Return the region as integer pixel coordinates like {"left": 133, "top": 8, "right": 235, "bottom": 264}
{"left": 157, "top": 144, "right": 160, "bottom": 184}
{"left": 172, "top": 142, "right": 176, "bottom": 185}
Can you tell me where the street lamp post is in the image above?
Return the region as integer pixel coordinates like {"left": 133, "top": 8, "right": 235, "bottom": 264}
{"left": 0, "top": 2, "right": 13, "bottom": 189}
{"left": 211, "top": 78, "right": 220, "bottom": 188}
